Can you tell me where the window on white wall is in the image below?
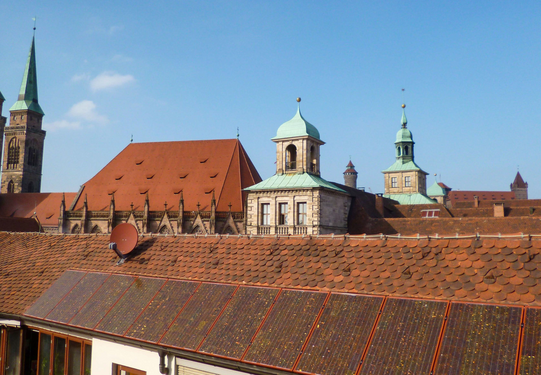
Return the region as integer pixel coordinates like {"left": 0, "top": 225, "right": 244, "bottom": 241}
{"left": 391, "top": 177, "right": 398, "bottom": 188}
{"left": 114, "top": 364, "right": 146, "bottom": 375}
{"left": 278, "top": 203, "right": 288, "bottom": 225}
{"left": 260, "top": 203, "right": 270, "bottom": 225}
{"left": 404, "top": 176, "right": 411, "bottom": 187}
{"left": 297, "top": 202, "right": 307, "bottom": 225}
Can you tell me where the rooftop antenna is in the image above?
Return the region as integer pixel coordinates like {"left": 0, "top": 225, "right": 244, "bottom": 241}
{"left": 236, "top": 127, "right": 239, "bottom": 139}
{"left": 130, "top": 134, "right": 133, "bottom": 143}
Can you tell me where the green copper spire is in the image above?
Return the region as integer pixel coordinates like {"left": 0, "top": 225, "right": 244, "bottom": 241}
{"left": 272, "top": 99, "right": 320, "bottom": 141}
{"left": 10, "top": 36, "right": 44, "bottom": 115}
{"left": 401, "top": 104, "right": 407, "bottom": 128}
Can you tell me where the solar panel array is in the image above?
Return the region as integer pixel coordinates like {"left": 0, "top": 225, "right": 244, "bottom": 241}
{"left": 25, "top": 271, "right": 541, "bottom": 375}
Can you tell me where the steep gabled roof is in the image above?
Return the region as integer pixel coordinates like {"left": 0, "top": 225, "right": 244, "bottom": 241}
{"left": 71, "top": 139, "right": 261, "bottom": 212}
{"left": 0, "top": 193, "right": 76, "bottom": 227}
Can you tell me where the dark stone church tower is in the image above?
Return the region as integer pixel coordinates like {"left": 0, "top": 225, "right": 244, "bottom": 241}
{"left": 1, "top": 35, "right": 46, "bottom": 193}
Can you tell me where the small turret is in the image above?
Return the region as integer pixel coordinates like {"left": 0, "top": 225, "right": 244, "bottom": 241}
{"left": 343, "top": 160, "right": 358, "bottom": 188}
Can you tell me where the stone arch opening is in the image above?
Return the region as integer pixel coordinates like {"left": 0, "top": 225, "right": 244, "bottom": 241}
{"left": 286, "top": 144, "right": 297, "bottom": 171}
{"left": 7, "top": 138, "right": 20, "bottom": 169}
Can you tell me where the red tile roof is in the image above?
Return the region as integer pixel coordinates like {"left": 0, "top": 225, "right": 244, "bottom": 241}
{"left": 70, "top": 139, "right": 261, "bottom": 212}
{"left": 512, "top": 171, "right": 528, "bottom": 188}
{"left": 449, "top": 190, "right": 515, "bottom": 204}
{"left": 8, "top": 233, "right": 541, "bottom": 375}
{"left": 0, "top": 193, "right": 76, "bottom": 227}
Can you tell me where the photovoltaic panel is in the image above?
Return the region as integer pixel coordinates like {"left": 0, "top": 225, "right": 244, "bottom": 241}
{"left": 359, "top": 298, "right": 447, "bottom": 375}
{"left": 96, "top": 277, "right": 166, "bottom": 335}
{"left": 434, "top": 303, "right": 521, "bottom": 375}
{"left": 159, "top": 283, "right": 237, "bottom": 350}
{"left": 70, "top": 274, "right": 134, "bottom": 329}
{"left": 46, "top": 273, "right": 109, "bottom": 323}
{"left": 243, "top": 289, "right": 327, "bottom": 370}
{"left": 296, "top": 294, "right": 383, "bottom": 375}
{"left": 25, "top": 270, "right": 86, "bottom": 318}
{"left": 520, "top": 308, "right": 541, "bottom": 375}
{"left": 125, "top": 280, "right": 199, "bottom": 343}
{"left": 199, "top": 286, "right": 279, "bottom": 359}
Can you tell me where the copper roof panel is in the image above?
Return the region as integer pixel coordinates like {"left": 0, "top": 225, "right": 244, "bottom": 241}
{"left": 96, "top": 277, "right": 166, "bottom": 336}
{"left": 45, "top": 272, "right": 109, "bottom": 323}
{"left": 243, "top": 289, "right": 327, "bottom": 370}
{"left": 519, "top": 308, "right": 541, "bottom": 375}
{"left": 70, "top": 274, "right": 134, "bottom": 329}
{"left": 25, "top": 270, "right": 85, "bottom": 318}
{"left": 159, "top": 283, "right": 237, "bottom": 350}
{"left": 125, "top": 280, "right": 199, "bottom": 343}
{"left": 359, "top": 298, "right": 447, "bottom": 375}
{"left": 296, "top": 294, "right": 383, "bottom": 375}
{"left": 199, "top": 286, "right": 279, "bottom": 359}
{"left": 434, "top": 303, "right": 521, "bottom": 375}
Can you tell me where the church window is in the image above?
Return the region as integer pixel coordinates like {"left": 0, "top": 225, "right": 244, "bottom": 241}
{"left": 28, "top": 140, "right": 39, "bottom": 166}
{"left": 159, "top": 225, "right": 171, "bottom": 234}
{"left": 7, "top": 138, "right": 20, "bottom": 169}
{"left": 297, "top": 202, "right": 307, "bottom": 225}
{"left": 286, "top": 145, "right": 297, "bottom": 171}
{"left": 404, "top": 145, "right": 409, "bottom": 156}
{"left": 7, "top": 180, "right": 14, "bottom": 193}
{"left": 404, "top": 176, "right": 411, "bottom": 187}
{"left": 91, "top": 225, "right": 102, "bottom": 234}
{"left": 71, "top": 224, "right": 81, "bottom": 234}
{"left": 391, "top": 177, "right": 398, "bottom": 188}
{"left": 278, "top": 203, "right": 288, "bottom": 225}
{"left": 397, "top": 146, "right": 401, "bottom": 156}
{"left": 261, "top": 203, "right": 270, "bottom": 225}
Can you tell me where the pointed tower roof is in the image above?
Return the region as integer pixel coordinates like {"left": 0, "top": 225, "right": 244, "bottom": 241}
{"left": 10, "top": 36, "right": 44, "bottom": 115}
{"left": 0, "top": 91, "right": 5, "bottom": 101}
{"left": 395, "top": 104, "right": 412, "bottom": 143}
{"left": 272, "top": 106, "right": 321, "bottom": 141}
{"left": 344, "top": 160, "right": 357, "bottom": 174}
{"left": 512, "top": 171, "right": 527, "bottom": 188}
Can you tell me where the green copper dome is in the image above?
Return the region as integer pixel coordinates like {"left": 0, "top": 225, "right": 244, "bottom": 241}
{"left": 395, "top": 127, "right": 413, "bottom": 143}
{"left": 272, "top": 107, "right": 321, "bottom": 141}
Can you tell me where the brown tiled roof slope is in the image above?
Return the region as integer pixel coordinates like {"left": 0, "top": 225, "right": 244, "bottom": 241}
{"left": 2, "top": 232, "right": 541, "bottom": 317}
{"left": 449, "top": 190, "right": 515, "bottom": 204}
{"left": 0, "top": 193, "right": 76, "bottom": 227}
{"left": 71, "top": 139, "right": 261, "bottom": 213}
{"left": 0, "top": 217, "right": 40, "bottom": 232}
{"left": 512, "top": 171, "right": 528, "bottom": 188}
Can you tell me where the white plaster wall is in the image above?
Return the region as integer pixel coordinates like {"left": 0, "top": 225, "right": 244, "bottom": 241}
{"left": 91, "top": 338, "right": 174, "bottom": 375}
{"left": 176, "top": 357, "right": 253, "bottom": 375}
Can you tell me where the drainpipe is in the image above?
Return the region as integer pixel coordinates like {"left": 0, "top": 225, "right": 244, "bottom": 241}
{"left": 159, "top": 351, "right": 170, "bottom": 375}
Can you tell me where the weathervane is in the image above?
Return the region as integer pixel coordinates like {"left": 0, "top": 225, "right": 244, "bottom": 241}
{"left": 32, "top": 17, "right": 37, "bottom": 35}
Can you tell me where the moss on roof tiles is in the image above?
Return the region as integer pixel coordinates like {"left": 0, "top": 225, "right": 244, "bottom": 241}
{"left": 244, "top": 173, "right": 346, "bottom": 193}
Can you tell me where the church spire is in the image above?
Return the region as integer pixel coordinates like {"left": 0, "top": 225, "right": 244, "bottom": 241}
{"left": 10, "top": 35, "right": 44, "bottom": 115}
{"left": 401, "top": 103, "right": 407, "bottom": 128}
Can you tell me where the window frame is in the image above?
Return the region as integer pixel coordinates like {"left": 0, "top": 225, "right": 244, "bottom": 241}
{"left": 260, "top": 203, "right": 270, "bottom": 226}
{"left": 391, "top": 177, "right": 398, "bottom": 188}
{"left": 278, "top": 203, "right": 288, "bottom": 225}
{"left": 404, "top": 176, "right": 411, "bottom": 187}
{"left": 114, "top": 364, "right": 146, "bottom": 375}
{"left": 297, "top": 202, "right": 307, "bottom": 226}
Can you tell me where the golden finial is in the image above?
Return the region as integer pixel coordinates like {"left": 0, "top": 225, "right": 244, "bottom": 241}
{"left": 296, "top": 97, "right": 301, "bottom": 103}
{"left": 402, "top": 104, "right": 406, "bottom": 108}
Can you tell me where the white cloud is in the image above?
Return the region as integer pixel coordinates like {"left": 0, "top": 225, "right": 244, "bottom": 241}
{"left": 71, "top": 73, "right": 90, "bottom": 83}
{"left": 67, "top": 100, "right": 109, "bottom": 125}
{"left": 43, "top": 120, "right": 82, "bottom": 131}
{"left": 90, "top": 71, "right": 135, "bottom": 92}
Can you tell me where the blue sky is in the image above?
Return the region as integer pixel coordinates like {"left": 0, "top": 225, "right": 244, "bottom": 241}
{"left": 1, "top": 1, "right": 540, "bottom": 197}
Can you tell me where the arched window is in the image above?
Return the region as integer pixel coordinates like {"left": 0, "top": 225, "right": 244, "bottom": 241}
{"left": 28, "top": 181, "right": 34, "bottom": 193}
{"left": 404, "top": 145, "right": 409, "bottom": 156}
{"left": 28, "top": 140, "right": 39, "bottom": 166}
{"left": 7, "top": 138, "right": 20, "bottom": 169}
{"left": 91, "top": 225, "right": 102, "bottom": 234}
{"left": 286, "top": 144, "right": 297, "bottom": 171}
{"left": 397, "top": 146, "right": 401, "bottom": 156}
{"left": 7, "top": 180, "right": 14, "bottom": 193}
{"left": 159, "top": 225, "right": 171, "bottom": 234}
{"left": 71, "top": 224, "right": 81, "bottom": 234}
{"left": 310, "top": 145, "right": 316, "bottom": 173}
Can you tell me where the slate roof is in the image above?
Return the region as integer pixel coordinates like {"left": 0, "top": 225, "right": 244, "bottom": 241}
{"left": 71, "top": 139, "right": 261, "bottom": 212}
{"left": 4, "top": 232, "right": 541, "bottom": 374}
{"left": 512, "top": 171, "right": 528, "bottom": 188}
{"left": 0, "top": 192, "right": 76, "bottom": 227}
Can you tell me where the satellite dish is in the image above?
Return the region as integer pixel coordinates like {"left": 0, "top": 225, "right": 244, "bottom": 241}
{"left": 109, "top": 223, "right": 138, "bottom": 259}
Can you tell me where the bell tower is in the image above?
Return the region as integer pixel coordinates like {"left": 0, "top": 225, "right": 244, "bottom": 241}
{"left": 1, "top": 34, "right": 46, "bottom": 193}
{"left": 272, "top": 98, "right": 324, "bottom": 175}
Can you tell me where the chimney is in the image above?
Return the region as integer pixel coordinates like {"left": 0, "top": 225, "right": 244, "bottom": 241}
{"left": 494, "top": 203, "right": 504, "bottom": 217}
{"left": 375, "top": 194, "right": 384, "bottom": 217}
{"left": 473, "top": 195, "right": 479, "bottom": 208}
